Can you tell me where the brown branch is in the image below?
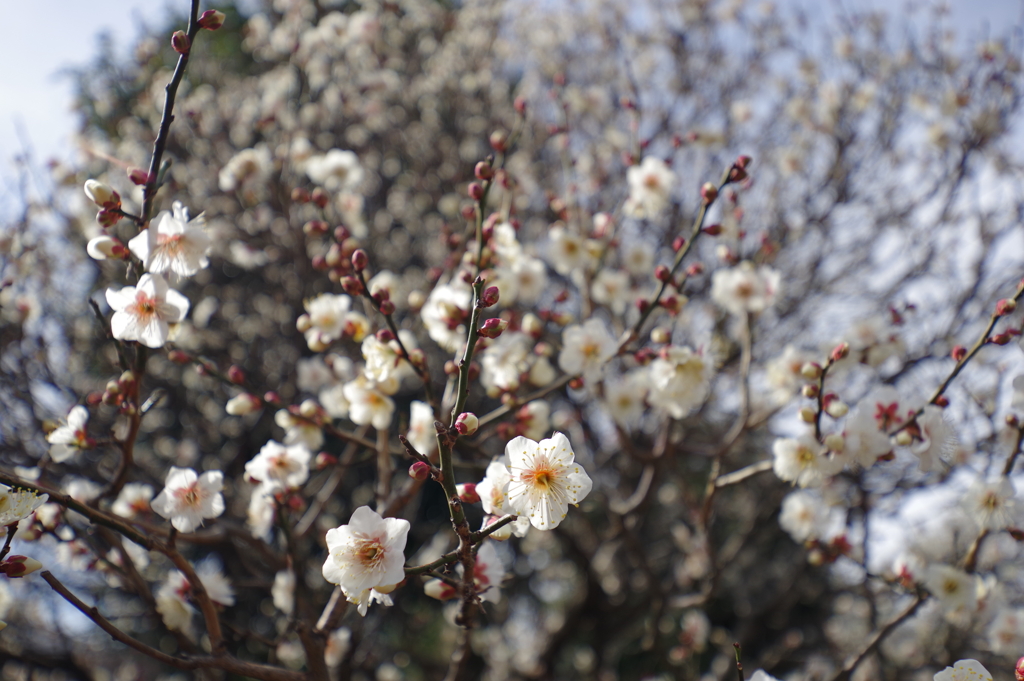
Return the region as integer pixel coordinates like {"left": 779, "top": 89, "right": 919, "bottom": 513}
{"left": 828, "top": 595, "right": 925, "bottom": 681}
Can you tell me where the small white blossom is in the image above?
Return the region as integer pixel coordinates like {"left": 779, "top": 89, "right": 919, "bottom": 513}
{"left": 111, "top": 483, "right": 153, "bottom": 519}
{"left": 518, "top": 400, "right": 551, "bottom": 441}
{"left": 105, "top": 273, "right": 190, "bottom": 348}
{"left": 301, "top": 293, "right": 352, "bottom": 351}
{"left": 548, "top": 225, "right": 589, "bottom": 276}
{"left": 128, "top": 202, "right": 211, "bottom": 278}
{"left": 962, "top": 477, "right": 1016, "bottom": 531}
{"left": 923, "top": 564, "right": 977, "bottom": 614}
{"left": 911, "top": 405, "right": 956, "bottom": 472}
{"left": 0, "top": 485, "right": 48, "bottom": 526}
{"left": 772, "top": 436, "right": 843, "bottom": 488}
{"left": 710, "top": 261, "right": 781, "bottom": 316}
{"left": 506, "top": 432, "right": 593, "bottom": 530}
{"left": 151, "top": 467, "right": 225, "bottom": 533}
{"left": 647, "top": 346, "right": 711, "bottom": 419}
{"left": 247, "top": 483, "right": 276, "bottom": 541}
{"left": 625, "top": 157, "right": 677, "bottom": 219}
{"left": 987, "top": 608, "right": 1024, "bottom": 656}
{"left": 933, "top": 659, "right": 992, "bottom": 681}
{"left": 421, "top": 282, "right": 471, "bottom": 352}
{"left": 481, "top": 331, "right": 532, "bottom": 392}
{"left": 218, "top": 145, "right": 272, "bottom": 192}
{"left": 621, "top": 241, "right": 655, "bottom": 277}
{"left": 274, "top": 410, "right": 325, "bottom": 452}
{"left": 305, "top": 149, "right": 364, "bottom": 191}
{"left": 362, "top": 333, "right": 415, "bottom": 384}
{"left": 764, "top": 346, "right": 815, "bottom": 402}
{"left": 272, "top": 569, "right": 296, "bottom": 615}
{"left": 591, "top": 269, "right": 633, "bottom": 315}
{"left": 558, "top": 319, "right": 616, "bottom": 384}
{"left": 343, "top": 376, "right": 395, "bottom": 429}
{"left": 46, "top": 406, "right": 91, "bottom": 463}
{"left": 407, "top": 401, "right": 437, "bottom": 457}
{"left": 778, "top": 490, "right": 829, "bottom": 543}
{"left": 245, "top": 440, "right": 312, "bottom": 492}
{"left": 844, "top": 386, "right": 900, "bottom": 468}
{"left": 603, "top": 371, "right": 648, "bottom": 430}
{"left": 322, "top": 506, "right": 410, "bottom": 599}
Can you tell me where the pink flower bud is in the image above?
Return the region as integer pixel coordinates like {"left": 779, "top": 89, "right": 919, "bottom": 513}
{"left": 702, "top": 223, "right": 722, "bottom": 236}
{"left": 514, "top": 96, "right": 527, "bottom": 115}
{"left": 341, "top": 276, "right": 364, "bottom": 295}
{"left": 311, "top": 187, "right": 329, "bottom": 208}
{"left": 478, "top": 318, "right": 508, "bottom": 339}
{"left": 198, "top": 9, "right": 226, "bottom": 30}
{"left": 475, "top": 161, "right": 493, "bottom": 180}
{"left": 990, "top": 332, "right": 1012, "bottom": 345}
{"left": 127, "top": 168, "right": 153, "bottom": 186}
{"left": 490, "top": 130, "right": 508, "bottom": 152}
{"left": 672, "top": 236, "right": 686, "bottom": 252}
{"left": 171, "top": 30, "right": 191, "bottom": 55}
{"left": 379, "top": 300, "right": 396, "bottom": 315}
{"left": 685, "top": 262, "right": 704, "bottom": 277}
{"left": 951, "top": 345, "right": 967, "bottom": 362}
{"left": 455, "top": 412, "right": 479, "bottom": 436}
{"left": 468, "top": 182, "right": 484, "bottom": 201}
{"left": 351, "top": 249, "right": 368, "bottom": 271}
{"left": 84, "top": 180, "right": 121, "bottom": 210}
{"left": 86, "top": 236, "right": 126, "bottom": 260}
{"left": 409, "top": 461, "right": 430, "bottom": 480}
{"left": 829, "top": 342, "right": 850, "bottom": 362}
{"left": 736, "top": 155, "right": 752, "bottom": 169}
{"left": 423, "top": 578, "right": 458, "bottom": 600}
{"left": 263, "top": 391, "right": 281, "bottom": 404}
{"left": 457, "top": 483, "right": 480, "bottom": 504}
{"left": 480, "top": 286, "right": 500, "bottom": 308}
{"left": 96, "top": 209, "right": 120, "bottom": 228}
{"left": 315, "top": 452, "right": 337, "bottom": 469}
{"left": 997, "top": 298, "right": 1017, "bottom": 315}
{"left": 700, "top": 182, "right": 718, "bottom": 204}
{"left": 167, "top": 350, "right": 191, "bottom": 364}
{"left": 2, "top": 555, "right": 42, "bottom": 578}
{"left": 1016, "top": 655, "right": 1024, "bottom": 681}
{"left": 305, "top": 219, "right": 329, "bottom": 236}
{"left": 654, "top": 265, "right": 671, "bottom": 282}
{"left": 934, "top": 396, "right": 949, "bottom": 407}
{"left": 227, "top": 365, "right": 246, "bottom": 384}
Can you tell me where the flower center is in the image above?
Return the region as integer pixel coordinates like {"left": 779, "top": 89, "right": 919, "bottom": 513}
{"left": 522, "top": 458, "right": 559, "bottom": 491}
{"left": 355, "top": 539, "right": 385, "bottom": 568}
{"left": 176, "top": 484, "right": 200, "bottom": 508}
{"left": 796, "top": 445, "right": 817, "bottom": 467}
{"left": 130, "top": 293, "right": 159, "bottom": 318}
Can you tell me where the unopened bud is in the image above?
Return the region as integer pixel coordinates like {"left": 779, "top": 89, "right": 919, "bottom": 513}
{"left": 341, "top": 276, "right": 363, "bottom": 296}
{"left": 424, "top": 578, "right": 458, "bottom": 601}
{"left": 685, "top": 262, "right": 704, "bottom": 277}
{"left": 84, "top": 180, "right": 120, "bottom": 210}
{"left": 829, "top": 343, "right": 850, "bottom": 362}
{"left": 672, "top": 236, "right": 686, "bottom": 252}
{"left": 798, "top": 406, "right": 816, "bottom": 423}
{"left": 825, "top": 400, "right": 848, "bottom": 418}
{"left": 264, "top": 391, "right": 281, "bottom": 405}
{"left": 167, "top": 350, "right": 191, "bottom": 364}
{"left": 568, "top": 376, "right": 585, "bottom": 390}
{"left": 990, "top": 332, "right": 1012, "bottom": 346}
{"left": 86, "top": 235, "right": 126, "bottom": 260}
{"left": 702, "top": 223, "right": 722, "bottom": 236}
{"left": 997, "top": 298, "right": 1017, "bottom": 316}
{"left": 171, "top": 30, "right": 191, "bottom": 55}
{"left": 457, "top": 483, "right": 480, "bottom": 504}
{"left": 2, "top": 555, "right": 42, "bottom": 578}
{"left": 514, "top": 96, "right": 527, "bottom": 115}
{"left": 1016, "top": 655, "right": 1024, "bottom": 681}
{"left": 650, "top": 327, "right": 671, "bottom": 344}
{"left": 478, "top": 318, "right": 508, "bottom": 339}
{"left": 824, "top": 433, "right": 845, "bottom": 452}
{"left": 700, "top": 182, "right": 718, "bottom": 204}
{"left": 97, "top": 209, "right": 120, "bottom": 228}
{"left": 409, "top": 461, "right": 430, "bottom": 480}
{"left": 127, "top": 168, "right": 153, "bottom": 186}
{"left": 315, "top": 452, "right": 337, "bottom": 469}
{"left": 475, "top": 161, "right": 493, "bottom": 181}
{"left": 227, "top": 365, "right": 245, "bottom": 385}
{"left": 1007, "top": 414, "right": 1020, "bottom": 427}
{"left": 304, "top": 219, "right": 329, "bottom": 236}
{"left": 455, "top": 412, "right": 479, "bottom": 436}
{"left": 736, "top": 155, "right": 752, "bottom": 169}
{"left": 296, "top": 314, "right": 312, "bottom": 333}
{"left": 480, "top": 286, "right": 500, "bottom": 308}
{"left": 895, "top": 430, "right": 913, "bottom": 446}
{"left": 299, "top": 399, "right": 320, "bottom": 419}
{"left": 800, "top": 362, "right": 822, "bottom": 380}
{"left": 351, "top": 249, "right": 368, "bottom": 272}
{"left": 802, "top": 383, "right": 819, "bottom": 399}
{"left": 934, "top": 396, "right": 949, "bottom": 408}
{"left": 291, "top": 187, "right": 310, "bottom": 203}
{"left": 489, "top": 130, "right": 508, "bottom": 152}
{"left": 654, "top": 265, "right": 671, "bottom": 282}
{"left": 198, "top": 9, "right": 226, "bottom": 30}
{"left": 226, "top": 393, "right": 261, "bottom": 416}
{"left": 468, "top": 182, "right": 484, "bottom": 201}
{"left": 951, "top": 345, "right": 967, "bottom": 362}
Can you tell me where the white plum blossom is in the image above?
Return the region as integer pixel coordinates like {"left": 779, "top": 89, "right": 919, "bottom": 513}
{"left": 772, "top": 436, "right": 843, "bottom": 488}
{"left": 844, "top": 386, "right": 900, "bottom": 468}
{"left": 151, "top": 467, "right": 225, "bottom": 533}
{"left": 343, "top": 376, "right": 395, "bottom": 429}
{"left": 647, "top": 346, "right": 711, "bottom": 419}
{"left": 155, "top": 561, "right": 235, "bottom": 633}
{"left": 128, "top": 202, "right": 211, "bottom": 278}
{"left": 547, "top": 225, "right": 589, "bottom": 275}
{"left": 247, "top": 484, "right": 276, "bottom": 541}
{"left": 764, "top": 346, "right": 815, "bottom": 402}
{"left": 844, "top": 315, "right": 905, "bottom": 367}
{"left": 933, "top": 660, "right": 992, "bottom": 681}
{"left": 476, "top": 459, "right": 530, "bottom": 538}
{"left": 481, "top": 331, "right": 532, "bottom": 393}
{"left": 245, "top": 440, "right": 312, "bottom": 492}
{"left": 305, "top": 149, "right": 364, "bottom": 191}
{"left": 603, "top": 371, "right": 648, "bottom": 430}
{"left": 621, "top": 241, "right": 655, "bottom": 277}
{"left": 923, "top": 564, "right": 977, "bottom": 613}
{"left": 710, "top": 261, "right": 781, "bottom": 316}
{"left": 591, "top": 269, "right": 633, "bottom": 315}
{"left": 218, "top": 145, "right": 272, "bottom": 192}
{"left": 0, "top": 485, "right": 48, "bottom": 526}
{"left": 105, "top": 273, "right": 190, "bottom": 348}
{"left": 272, "top": 569, "right": 296, "bottom": 615}
{"left": 493, "top": 253, "right": 548, "bottom": 306}
{"left": 406, "top": 401, "right": 437, "bottom": 457}
{"left": 361, "top": 333, "right": 415, "bottom": 384}
{"left": 322, "top": 506, "right": 410, "bottom": 606}
{"left": 518, "top": 400, "right": 551, "bottom": 441}
{"left": 423, "top": 540, "right": 506, "bottom": 603}
{"left": 65, "top": 478, "right": 102, "bottom": 503}
{"left": 111, "top": 483, "right": 153, "bottom": 519}
{"left": 46, "top": 406, "right": 91, "bottom": 463}
{"left": 558, "top": 319, "right": 616, "bottom": 384}
{"left": 625, "top": 157, "right": 677, "bottom": 219}
{"left": 421, "top": 281, "right": 471, "bottom": 352}
{"left": 778, "top": 490, "right": 829, "bottom": 543}
{"left": 961, "top": 477, "right": 1016, "bottom": 531}
{"left": 300, "top": 293, "right": 352, "bottom": 351}
{"left": 911, "top": 405, "right": 956, "bottom": 472}
{"left": 506, "top": 432, "right": 593, "bottom": 530}
{"left": 275, "top": 409, "right": 325, "bottom": 451}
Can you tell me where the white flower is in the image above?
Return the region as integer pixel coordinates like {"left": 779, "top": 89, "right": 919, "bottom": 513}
{"left": 558, "top": 319, "right": 616, "bottom": 383}
{"left": 421, "top": 282, "right": 471, "bottom": 352}
{"left": 748, "top": 673, "right": 781, "bottom": 681}
{"left": 324, "top": 628, "right": 352, "bottom": 667}
{"left": 65, "top": 478, "right": 101, "bottom": 502}
{"left": 603, "top": 371, "right": 648, "bottom": 429}
{"left": 247, "top": 483, "right": 276, "bottom": 541}
{"left": 772, "top": 436, "right": 843, "bottom": 488}
{"left": 591, "top": 269, "right": 633, "bottom": 315}
{"left": 297, "top": 357, "right": 336, "bottom": 393}
{"left": 46, "top": 406, "right": 91, "bottom": 463}
{"left": 923, "top": 564, "right": 977, "bottom": 613}
{"left": 151, "top": 467, "right": 225, "bottom": 533}
{"left": 155, "top": 562, "right": 235, "bottom": 633}
{"left": 196, "top": 560, "right": 236, "bottom": 606}
{"left": 764, "top": 346, "right": 815, "bottom": 402}
{"left": 343, "top": 376, "right": 395, "bottom": 429}
{"left": 0, "top": 485, "right": 48, "bottom": 526}
{"left": 621, "top": 241, "right": 655, "bottom": 277}
{"left": 322, "top": 506, "right": 410, "bottom": 597}
{"left": 911, "top": 405, "right": 956, "bottom": 472}
{"left": 245, "top": 440, "right": 312, "bottom": 492}
{"left": 710, "top": 262, "right": 781, "bottom": 316}
{"left": 305, "top": 149, "right": 364, "bottom": 191}
{"left": 625, "top": 157, "right": 677, "bottom": 219}
{"left": 493, "top": 253, "right": 548, "bottom": 306}
{"left": 517, "top": 400, "right": 551, "bottom": 441}
{"left": 844, "top": 386, "right": 900, "bottom": 467}
{"left": 105, "top": 273, "right": 189, "bottom": 348}
{"left": 473, "top": 541, "right": 505, "bottom": 603}
{"left": 481, "top": 331, "right": 532, "bottom": 392}
{"left": 478, "top": 459, "right": 513, "bottom": 516}
{"left": 647, "top": 346, "right": 711, "bottom": 419}
{"left": 128, "top": 202, "right": 211, "bottom": 278}
{"left": 274, "top": 410, "right": 325, "bottom": 452}
{"left": 962, "top": 477, "right": 1016, "bottom": 531}
{"left": 506, "top": 432, "right": 593, "bottom": 530}
{"left": 301, "top": 293, "right": 352, "bottom": 351}
{"left": 362, "top": 333, "right": 415, "bottom": 384}
{"left": 987, "top": 608, "right": 1024, "bottom": 655}
{"left": 272, "top": 569, "right": 296, "bottom": 615}
{"left": 319, "top": 383, "right": 350, "bottom": 420}
{"left": 778, "top": 490, "right": 829, "bottom": 543}
{"left": 933, "top": 659, "right": 992, "bottom": 681}
{"left": 111, "top": 483, "right": 153, "bottom": 519}
{"left": 407, "top": 401, "right": 437, "bottom": 457}
{"left": 346, "top": 587, "right": 395, "bottom": 617}
{"left": 226, "top": 393, "right": 262, "bottom": 416}
{"left": 547, "top": 225, "right": 588, "bottom": 275}
{"left": 218, "top": 145, "right": 272, "bottom": 192}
